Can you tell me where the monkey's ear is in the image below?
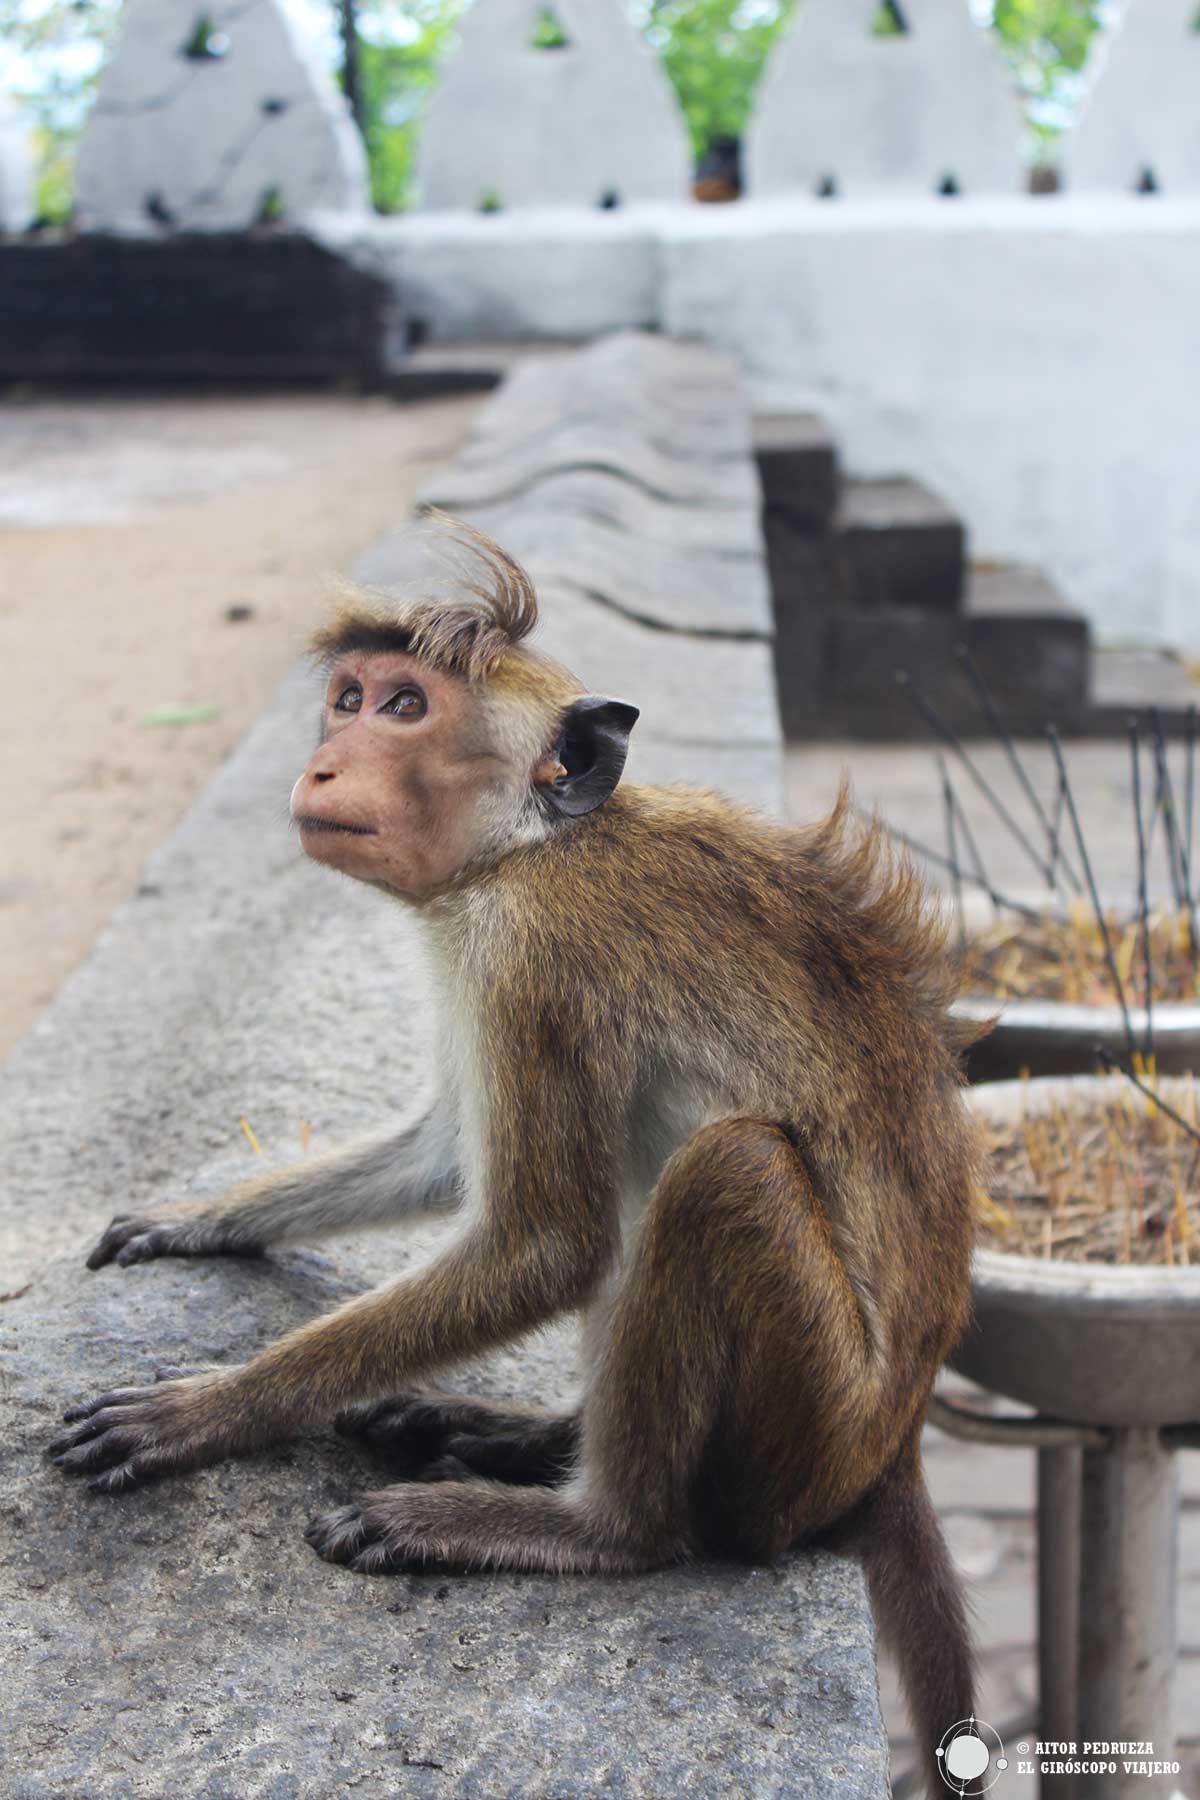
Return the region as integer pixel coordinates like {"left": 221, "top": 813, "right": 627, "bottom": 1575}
{"left": 544, "top": 696, "right": 640, "bottom": 818}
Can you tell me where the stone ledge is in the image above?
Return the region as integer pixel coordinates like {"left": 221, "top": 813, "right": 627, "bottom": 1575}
{"left": 2, "top": 1246, "right": 887, "bottom": 1800}
{"left": 0, "top": 646, "right": 878, "bottom": 1797}
{"left": 0, "top": 344, "right": 883, "bottom": 1796}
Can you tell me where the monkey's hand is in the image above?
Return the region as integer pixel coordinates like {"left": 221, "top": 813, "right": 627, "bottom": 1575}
{"left": 85, "top": 1210, "right": 262, "bottom": 1270}
{"left": 47, "top": 1367, "right": 245, "bottom": 1492}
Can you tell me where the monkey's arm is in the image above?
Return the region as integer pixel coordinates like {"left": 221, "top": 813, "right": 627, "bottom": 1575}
{"left": 52, "top": 1205, "right": 613, "bottom": 1491}
{"left": 53, "top": 1030, "right": 620, "bottom": 1490}
{"left": 85, "top": 1097, "right": 461, "bottom": 1268}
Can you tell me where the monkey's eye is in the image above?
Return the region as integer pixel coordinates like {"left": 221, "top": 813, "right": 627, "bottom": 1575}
{"left": 333, "top": 683, "right": 363, "bottom": 713}
{"left": 381, "top": 686, "right": 427, "bottom": 721}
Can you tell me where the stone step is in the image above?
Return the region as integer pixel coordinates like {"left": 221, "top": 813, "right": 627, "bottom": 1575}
{"left": 836, "top": 478, "right": 967, "bottom": 613}
{"left": 962, "top": 564, "right": 1090, "bottom": 727}
{"left": 410, "top": 334, "right": 770, "bottom": 644}
{"left": 382, "top": 339, "right": 580, "bottom": 399}
{"left": 1082, "top": 647, "right": 1200, "bottom": 737}
{"left": 754, "top": 413, "right": 840, "bottom": 532}
{"left": 465, "top": 512, "right": 772, "bottom": 639}
{"left": 769, "top": 525, "right": 844, "bottom": 736}
{"left": 766, "top": 476, "right": 972, "bottom": 734}
{"left": 761, "top": 474, "right": 967, "bottom": 640}
{"left": 778, "top": 563, "right": 1091, "bottom": 741}
{"left": 422, "top": 418, "right": 757, "bottom": 513}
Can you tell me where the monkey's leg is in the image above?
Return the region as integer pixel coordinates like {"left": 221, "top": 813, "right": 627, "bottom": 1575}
{"left": 578, "top": 1115, "right": 899, "bottom": 1560}
{"left": 337, "top": 1391, "right": 579, "bottom": 1486}
{"left": 85, "top": 1099, "right": 460, "bottom": 1268}
{"left": 306, "top": 1117, "right": 878, "bottom": 1575}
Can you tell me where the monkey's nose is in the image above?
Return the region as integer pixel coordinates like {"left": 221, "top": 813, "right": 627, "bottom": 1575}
{"left": 313, "top": 770, "right": 336, "bottom": 784}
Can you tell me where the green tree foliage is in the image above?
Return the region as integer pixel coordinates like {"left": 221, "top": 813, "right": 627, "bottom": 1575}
{"left": 637, "top": 1, "right": 794, "bottom": 158}
{"left": 0, "top": 0, "right": 120, "bottom": 217}
{"left": 355, "top": 1, "right": 464, "bottom": 212}
{"left": 988, "top": 0, "right": 1111, "bottom": 146}
{"left": 870, "top": 1, "right": 907, "bottom": 39}
{"left": 641, "top": 0, "right": 1110, "bottom": 162}
{"left": 528, "top": 4, "right": 569, "bottom": 49}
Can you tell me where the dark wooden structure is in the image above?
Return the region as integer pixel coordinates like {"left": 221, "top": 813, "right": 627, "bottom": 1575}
{"left": 0, "top": 231, "right": 395, "bottom": 387}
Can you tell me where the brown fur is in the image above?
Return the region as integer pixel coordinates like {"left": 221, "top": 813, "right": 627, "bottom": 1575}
{"left": 56, "top": 526, "right": 982, "bottom": 1798}
{"left": 309, "top": 512, "right": 542, "bottom": 687}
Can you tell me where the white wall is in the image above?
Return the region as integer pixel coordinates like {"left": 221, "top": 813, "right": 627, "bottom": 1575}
{"left": 313, "top": 194, "right": 1200, "bottom": 655}
{"left": 659, "top": 195, "right": 1200, "bottom": 655}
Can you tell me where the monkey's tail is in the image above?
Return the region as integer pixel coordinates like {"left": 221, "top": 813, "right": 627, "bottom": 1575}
{"left": 837, "top": 1428, "right": 978, "bottom": 1799}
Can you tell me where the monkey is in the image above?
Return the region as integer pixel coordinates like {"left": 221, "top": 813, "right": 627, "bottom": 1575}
{"left": 50, "top": 520, "right": 983, "bottom": 1795}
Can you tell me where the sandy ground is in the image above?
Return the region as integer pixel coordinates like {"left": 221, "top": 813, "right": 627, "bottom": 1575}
{"left": 0, "top": 390, "right": 480, "bottom": 1062}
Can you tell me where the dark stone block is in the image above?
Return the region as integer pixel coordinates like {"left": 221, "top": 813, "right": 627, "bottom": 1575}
{"left": 963, "top": 567, "right": 1089, "bottom": 731}
{"left": 382, "top": 364, "right": 504, "bottom": 400}
{"left": 780, "top": 566, "right": 1091, "bottom": 740}
{"left": 1084, "top": 647, "right": 1200, "bottom": 737}
{"left": 763, "top": 518, "right": 842, "bottom": 737}
{"left": 754, "top": 413, "right": 840, "bottom": 531}
{"left": 0, "top": 231, "right": 396, "bottom": 387}
{"left": 836, "top": 479, "right": 966, "bottom": 612}
{"left": 825, "top": 606, "right": 958, "bottom": 735}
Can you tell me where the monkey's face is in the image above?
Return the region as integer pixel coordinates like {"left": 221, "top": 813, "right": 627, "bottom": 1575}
{"left": 291, "top": 652, "right": 555, "bottom": 900}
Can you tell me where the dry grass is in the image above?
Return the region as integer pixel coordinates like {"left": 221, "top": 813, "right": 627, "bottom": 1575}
{"left": 963, "top": 904, "right": 1200, "bottom": 1005}
{"left": 979, "top": 1075, "right": 1200, "bottom": 1266}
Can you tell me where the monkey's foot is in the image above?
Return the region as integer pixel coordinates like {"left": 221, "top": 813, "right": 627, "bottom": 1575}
{"left": 86, "top": 1212, "right": 263, "bottom": 1270}
{"left": 304, "top": 1482, "right": 653, "bottom": 1577}
{"left": 336, "top": 1392, "right": 578, "bottom": 1486}
{"left": 304, "top": 1489, "right": 438, "bottom": 1573}
{"left": 47, "top": 1369, "right": 237, "bottom": 1492}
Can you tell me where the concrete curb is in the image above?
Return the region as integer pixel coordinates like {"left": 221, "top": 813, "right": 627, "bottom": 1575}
{"left": 0, "top": 342, "right": 888, "bottom": 1798}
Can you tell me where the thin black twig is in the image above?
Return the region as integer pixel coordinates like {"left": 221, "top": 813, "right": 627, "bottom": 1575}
{"left": 1048, "top": 727, "right": 1136, "bottom": 1059}
{"left": 1185, "top": 704, "right": 1197, "bottom": 883}
{"left": 898, "top": 673, "right": 1058, "bottom": 889}
{"left": 1150, "top": 709, "right": 1198, "bottom": 963}
{"left": 1130, "top": 721, "right": 1155, "bottom": 1064}
{"left": 1149, "top": 710, "right": 1186, "bottom": 911}
{"left": 948, "top": 786, "right": 1000, "bottom": 918}
{"left": 1096, "top": 1048, "right": 1200, "bottom": 1181}
{"left": 1045, "top": 762, "right": 1068, "bottom": 893}
{"left": 939, "top": 755, "right": 968, "bottom": 956}
{"left": 953, "top": 642, "right": 1081, "bottom": 893}
{"left": 871, "top": 816, "right": 1043, "bottom": 921}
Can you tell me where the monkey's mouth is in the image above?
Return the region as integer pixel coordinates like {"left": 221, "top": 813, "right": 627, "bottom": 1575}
{"left": 294, "top": 815, "right": 377, "bottom": 838}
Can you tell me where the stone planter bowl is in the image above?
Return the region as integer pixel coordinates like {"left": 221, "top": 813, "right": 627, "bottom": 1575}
{"left": 950, "top": 1074, "right": 1200, "bottom": 1427}
{"left": 955, "top": 992, "right": 1200, "bottom": 1082}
